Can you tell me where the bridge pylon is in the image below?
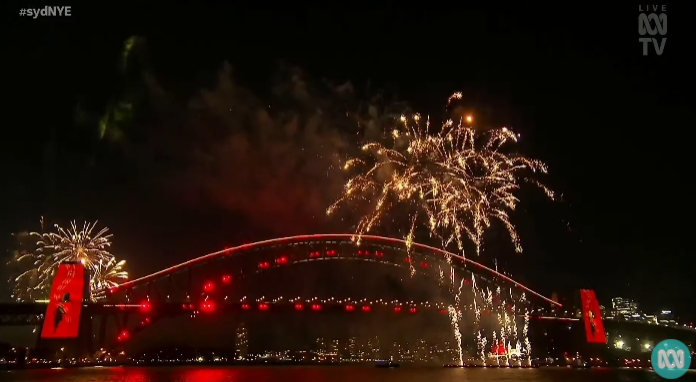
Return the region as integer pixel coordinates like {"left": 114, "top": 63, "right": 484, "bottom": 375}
{"left": 33, "top": 262, "right": 94, "bottom": 359}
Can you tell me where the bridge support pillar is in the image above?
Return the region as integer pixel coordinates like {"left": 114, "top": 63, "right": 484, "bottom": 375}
{"left": 34, "top": 263, "right": 95, "bottom": 359}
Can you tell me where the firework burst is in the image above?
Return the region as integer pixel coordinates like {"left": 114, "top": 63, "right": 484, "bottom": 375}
{"left": 8, "top": 220, "right": 128, "bottom": 301}
{"left": 92, "top": 258, "right": 128, "bottom": 292}
{"left": 327, "top": 92, "right": 554, "bottom": 255}
{"left": 35, "top": 221, "right": 114, "bottom": 271}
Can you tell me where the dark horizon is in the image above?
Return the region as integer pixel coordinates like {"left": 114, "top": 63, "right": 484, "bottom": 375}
{"left": 3, "top": 3, "right": 694, "bottom": 323}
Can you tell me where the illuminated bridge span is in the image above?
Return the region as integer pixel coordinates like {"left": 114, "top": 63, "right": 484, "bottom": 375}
{"left": 98, "top": 234, "right": 559, "bottom": 307}
{"left": 0, "top": 299, "right": 563, "bottom": 326}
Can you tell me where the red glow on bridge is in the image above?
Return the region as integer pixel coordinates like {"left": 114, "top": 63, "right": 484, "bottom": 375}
{"left": 221, "top": 275, "right": 231, "bottom": 284}
{"left": 117, "top": 330, "right": 129, "bottom": 341}
{"left": 139, "top": 302, "right": 151, "bottom": 313}
{"left": 294, "top": 304, "right": 303, "bottom": 310}
{"left": 275, "top": 256, "right": 288, "bottom": 264}
{"left": 259, "top": 303, "right": 269, "bottom": 310}
{"left": 362, "top": 305, "right": 371, "bottom": 312}
{"left": 394, "top": 307, "right": 402, "bottom": 313}
{"left": 203, "top": 282, "right": 215, "bottom": 293}
{"left": 201, "top": 301, "right": 215, "bottom": 312}
{"left": 101, "top": 234, "right": 561, "bottom": 308}
{"left": 311, "top": 304, "right": 322, "bottom": 311}
{"left": 345, "top": 305, "right": 354, "bottom": 311}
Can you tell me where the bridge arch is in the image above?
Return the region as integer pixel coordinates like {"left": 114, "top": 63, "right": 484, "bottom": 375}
{"left": 100, "top": 234, "right": 558, "bottom": 307}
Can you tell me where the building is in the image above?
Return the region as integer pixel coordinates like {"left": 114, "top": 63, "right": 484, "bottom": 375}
{"left": 611, "top": 297, "right": 639, "bottom": 319}
{"left": 658, "top": 310, "right": 677, "bottom": 326}
{"left": 348, "top": 337, "right": 357, "bottom": 360}
{"left": 365, "top": 336, "right": 380, "bottom": 360}
{"left": 235, "top": 323, "right": 248, "bottom": 360}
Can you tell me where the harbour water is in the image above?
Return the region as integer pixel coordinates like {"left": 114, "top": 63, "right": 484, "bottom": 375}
{"left": 1, "top": 366, "right": 695, "bottom": 382}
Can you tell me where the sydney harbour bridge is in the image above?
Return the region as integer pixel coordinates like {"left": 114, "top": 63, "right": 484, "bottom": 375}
{"left": 2, "top": 234, "right": 693, "bottom": 363}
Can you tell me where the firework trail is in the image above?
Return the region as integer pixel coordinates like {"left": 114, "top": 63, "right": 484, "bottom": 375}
{"left": 9, "top": 220, "right": 128, "bottom": 301}
{"left": 327, "top": 92, "right": 554, "bottom": 256}
{"left": 479, "top": 332, "right": 488, "bottom": 366}
{"left": 447, "top": 277, "right": 467, "bottom": 365}
{"left": 448, "top": 305, "right": 464, "bottom": 366}
{"left": 521, "top": 293, "right": 532, "bottom": 365}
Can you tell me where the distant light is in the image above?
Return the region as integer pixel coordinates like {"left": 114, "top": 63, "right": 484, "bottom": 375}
{"left": 465, "top": 115, "right": 473, "bottom": 123}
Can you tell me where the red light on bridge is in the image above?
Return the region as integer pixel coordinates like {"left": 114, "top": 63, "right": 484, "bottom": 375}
{"left": 440, "top": 309, "right": 447, "bottom": 315}
{"left": 362, "top": 306, "right": 371, "bottom": 312}
{"left": 189, "top": 304, "right": 194, "bottom": 309}
{"left": 140, "top": 302, "right": 151, "bottom": 312}
{"left": 326, "top": 250, "right": 337, "bottom": 256}
{"left": 409, "top": 307, "right": 417, "bottom": 314}
{"left": 275, "top": 256, "right": 288, "bottom": 264}
{"left": 394, "top": 307, "right": 402, "bottom": 313}
{"left": 345, "top": 305, "right": 355, "bottom": 311}
{"left": 357, "top": 250, "right": 364, "bottom": 256}
{"left": 419, "top": 262, "right": 428, "bottom": 268}
{"left": 375, "top": 251, "right": 384, "bottom": 257}
{"left": 309, "top": 251, "right": 320, "bottom": 258}
{"left": 182, "top": 304, "right": 188, "bottom": 309}
{"left": 294, "top": 304, "right": 303, "bottom": 310}
{"left": 311, "top": 304, "right": 321, "bottom": 311}
{"left": 222, "top": 275, "right": 231, "bottom": 284}
{"left": 404, "top": 257, "right": 412, "bottom": 263}
{"left": 117, "top": 330, "right": 129, "bottom": 341}
{"left": 201, "top": 301, "right": 215, "bottom": 312}
{"left": 258, "top": 262, "right": 270, "bottom": 269}
{"left": 203, "top": 282, "right": 215, "bottom": 292}
{"left": 259, "top": 303, "right": 269, "bottom": 310}
{"left": 241, "top": 304, "right": 250, "bottom": 310}
{"left": 109, "top": 287, "right": 117, "bottom": 294}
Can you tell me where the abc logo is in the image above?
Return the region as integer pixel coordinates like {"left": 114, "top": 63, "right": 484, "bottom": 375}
{"left": 651, "top": 339, "right": 691, "bottom": 379}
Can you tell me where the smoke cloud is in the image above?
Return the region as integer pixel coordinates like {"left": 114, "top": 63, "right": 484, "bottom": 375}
{"left": 137, "top": 64, "right": 382, "bottom": 235}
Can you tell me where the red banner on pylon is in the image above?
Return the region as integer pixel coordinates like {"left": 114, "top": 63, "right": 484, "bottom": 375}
{"left": 40, "top": 263, "right": 85, "bottom": 339}
{"left": 580, "top": 289, "right": 606, "bottom": 344}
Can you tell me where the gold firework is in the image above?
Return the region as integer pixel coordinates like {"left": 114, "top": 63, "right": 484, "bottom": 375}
{"left": 327, "top": 93, "right": 554, "bottom": 255}
{"left": 8, "top": 219, "right": 128, "bottom": 301}
{"left": 92, "top": 258, "right": 128, "bottom": 292}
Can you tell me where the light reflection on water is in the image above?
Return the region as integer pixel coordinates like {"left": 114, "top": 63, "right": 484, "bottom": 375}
{"left": 2, "top": 366, "right": 695, "bottom": 382}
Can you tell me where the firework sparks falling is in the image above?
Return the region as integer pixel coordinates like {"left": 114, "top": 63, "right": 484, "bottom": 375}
{"left": 521, "top": 293, "right": 532, "bottom": 365}
{"left": 447, "top": 305, "right": 464, "bottom": 366}
{"left": 327, "top": 92, "right": 554, "bottom": 255}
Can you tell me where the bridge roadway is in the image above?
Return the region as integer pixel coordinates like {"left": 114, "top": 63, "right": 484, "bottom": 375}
{"left": 0, "top": 301, "right": 573, "bottom": 326}
{"left": 5, "top": 301, "right": 692, "bottom": 330}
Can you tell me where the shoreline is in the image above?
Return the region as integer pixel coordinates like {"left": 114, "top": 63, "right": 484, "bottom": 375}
{"left": 1, "top": 362, "right": 670, "bottom": 371}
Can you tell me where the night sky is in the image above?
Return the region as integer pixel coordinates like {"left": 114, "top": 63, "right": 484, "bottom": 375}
{"left": 3, "top": 4, "right": 695, "bottom": 319}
